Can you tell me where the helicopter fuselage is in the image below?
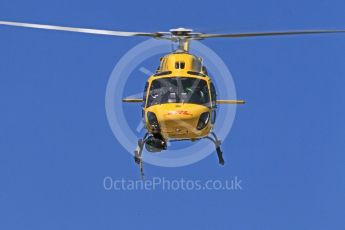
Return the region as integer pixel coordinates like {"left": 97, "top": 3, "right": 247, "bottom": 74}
{"left": 143, "top": 52, "right": 216, "bottom": 140}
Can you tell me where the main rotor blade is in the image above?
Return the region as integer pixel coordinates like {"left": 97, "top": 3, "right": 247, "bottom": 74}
{"left": 0, "top": 21, "right": 158, "bottom": 37}
{"left": 199, "top": 30, "right": 345, "bottom": 39}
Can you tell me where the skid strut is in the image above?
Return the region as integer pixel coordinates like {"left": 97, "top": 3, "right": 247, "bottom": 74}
{"left": 205, "top": 132, "right": 225, "bottom": 165}
{"left": 134, "top": 133, "right": 149, "bottom": 179}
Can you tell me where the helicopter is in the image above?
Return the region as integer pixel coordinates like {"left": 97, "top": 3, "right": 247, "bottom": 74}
{"left": 1, "top": 21, "right": 345, "bottom": 178}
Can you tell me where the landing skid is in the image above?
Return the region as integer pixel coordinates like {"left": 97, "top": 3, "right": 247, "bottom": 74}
{"left": 133, "top": 132, "right": 225, "bottom": 179}
{"left": 205, "top": 132, "right": 225, "bottom": 165}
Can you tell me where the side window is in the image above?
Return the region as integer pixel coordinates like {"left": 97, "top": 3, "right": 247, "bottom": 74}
{"left": 210, "top": 82, "right": 217, "bottom": 124}
{"left": 143, "top": 81, "right": 149, "bottom": 107}
{"left": 211, "top": 110, "right": 216, "bottom": 124}
{"left": 210, "top": 82, "right": 217, "bottom": 108}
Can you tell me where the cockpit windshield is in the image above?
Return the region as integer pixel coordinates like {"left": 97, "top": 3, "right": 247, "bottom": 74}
{"left": 147, "top": 77, "right": 210, "bottom": 107}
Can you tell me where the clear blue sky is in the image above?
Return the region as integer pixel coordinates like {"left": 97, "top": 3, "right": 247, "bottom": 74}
{"left": 1, "top": 0, "right": 345, "bottom": 229}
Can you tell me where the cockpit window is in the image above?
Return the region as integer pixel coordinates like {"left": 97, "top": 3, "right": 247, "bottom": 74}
{"left": 147, "top": 77, "right": 210, "bottom": 107}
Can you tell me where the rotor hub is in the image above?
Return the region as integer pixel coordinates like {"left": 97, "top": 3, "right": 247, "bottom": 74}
{"left": 169, "top": 27, "right": 193, "bottom": 36}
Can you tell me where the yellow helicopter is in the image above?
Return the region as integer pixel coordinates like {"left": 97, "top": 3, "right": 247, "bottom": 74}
{"left": 122, "top": 31, "right": 246, "bottom": 176}
{"left": 123, "top": 43, "right": 245, "bottom": 175}
{"left": 1, "top": 21, "right": 345, "bottom": 177}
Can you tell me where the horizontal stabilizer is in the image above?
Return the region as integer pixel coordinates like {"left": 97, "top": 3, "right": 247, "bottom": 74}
{"left": 122, "top": 98, "right": 143, "bottom": 103}
{"left": 217, "top": 100, "right": 245, "bottom": 104}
